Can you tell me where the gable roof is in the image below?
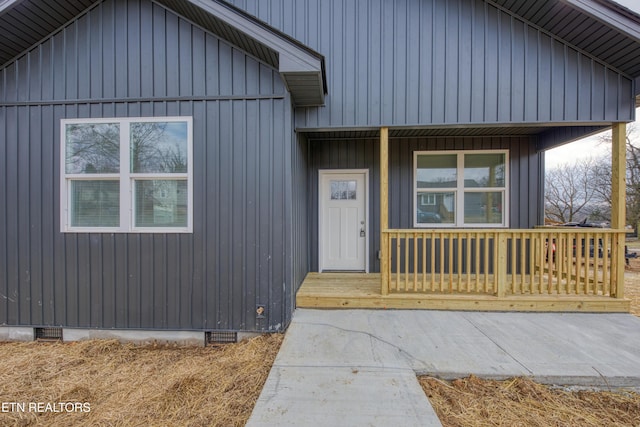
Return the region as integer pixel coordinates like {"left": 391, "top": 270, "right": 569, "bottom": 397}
{"left": 2, "top": 0, "right": 640, "bottom": 106}
{"left": 0, "top": 0, "right": 326, "bottom": 106}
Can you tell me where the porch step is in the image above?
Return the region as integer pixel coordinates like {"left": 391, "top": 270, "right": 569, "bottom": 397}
{"left": 296, "top": 273, "right": 630, "bottom": 313}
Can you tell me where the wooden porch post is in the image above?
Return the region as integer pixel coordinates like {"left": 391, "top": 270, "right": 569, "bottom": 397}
{"left": 611, "top": 122, "right": 626, "bottom": 299}
{"left": 380, "top": 127, "right": 390, "bottom": 295}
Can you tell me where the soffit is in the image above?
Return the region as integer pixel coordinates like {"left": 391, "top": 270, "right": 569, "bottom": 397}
{"left": 491, "top": 0, "right": 640, "bottom": 77}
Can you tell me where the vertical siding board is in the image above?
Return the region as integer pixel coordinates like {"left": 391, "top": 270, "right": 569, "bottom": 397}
{"left": 431, "top": 0, "right": 446, "bottom": 124}
{"left": 53, "top": 105, "right": 67, "bottom": 326}
{"left": 257, "top": 99, "right": 272, "bottom": 326}
{"left": 272, "top": 99, "right": 288, "bottom": 329}
{"left": 40, "top": 105, "right": 55, "bottom": 325}
{"left": 76, "top": 14, "right": 90, "bottom": 100}
{"left": 565, "top": 49, "right": 578, "bottom": 120}
{"left": 204, "top": 101, "right": 219, "bottom": 327}
{"left": 605, "top": 68, "right": 620, "bottom": 118}
{"left": 444, "top": 0, "right": 459, "bottom": 123}
{"left": 114, "top": 1, "right": 129, "bottom": 99}
{"left": 152, "top": 4, "right": 166, "bottom": 98}
{"left": 88, "top": 234, "right": 103, "bottom": 327}
{"left": 470, "top": 0, "right": 484, "bottom": 122}
{"left": 128, "top": 0, "right": 142, "bottom": 98}
{"left": 217, "top": 101, "right": 232, "bottom": 329}
{"left": 0, "top": 107, "right": 6, "bottom": 323}
{"left": 178, "top": 19, "right": 193, "bottom": 97}
{"left": 592, "top": 63, "right": 606, "bottom": 120}
{"left": 232, "top": 100, "right": 246, "bottom": 329}
{"left": 205, "top": 35, "right": 220, "bottom": 96}
{"left": 101, "top": 0, "right": 116, "bottom": 99}
{"left": 139, "top": 0, "right": 154, "bottom": 98}
{"left": 245, "top": 100, "right": 258, "bottom": 328}
{"left": 510, "top": 19, "right": 525, "bottom": 122}
{"left": 577, "top": 55, "right": 592, "bottom": 120}
{"left": 524, "top": 27, "right": 538, "bottom": 121}
{"left": 457, "top": 0, "right": 472, "bottom": 124}
{"left": 4, "top": 107, "right": 18, "bottom": 324}
{"left": 89, "top": 3, "right": 103, "bottom": 99}
{"left": 28, "top": 106, "right": 43, "bottom": 325}
{"left": 483, "top": 5, "right": 498, "bottom": 123}
{"left": 355, "top": 0, "right": 369, "bottom": 125}
{"left": 550, "top": 41, "right": 565, "bottom": 120}
{"left": 393, "top": 0, "right": 408, "bottom": 124}
{"left": 497, "top": 12, "right": 511, "bottom": 122}
{"left": 17, "top": 107, "right": 31, "bottom": 324}
{"left": 190, "top": 102, "right": 206, "bottom": 328}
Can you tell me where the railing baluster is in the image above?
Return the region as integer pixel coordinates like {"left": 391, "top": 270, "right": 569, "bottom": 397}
{"left": 466, "top": 232, "right": 472, "bottom": 292}
{"left": 439, "top": 232, "right": 445, "bottom": 292}
{"left": 422, "top": 232, "right": 427, "bottom": 292}
{"left": 603, "top": 233, "right": 610, "bottom": 296}
{"left": 430, "top": 231, "right": 436, "bottom": 291}
{"left": 395, "top": 231, "right": 401, "bottom": 291}
{"left": 413, "top": 232, "right": 418, "bottom": 292}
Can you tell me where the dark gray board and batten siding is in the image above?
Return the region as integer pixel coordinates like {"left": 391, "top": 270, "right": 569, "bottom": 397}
{"left": 0, "top": 0, "right": 296, "bottom": 331}
{"left": 228, "top": 0, "right": 635, "bottom": 130}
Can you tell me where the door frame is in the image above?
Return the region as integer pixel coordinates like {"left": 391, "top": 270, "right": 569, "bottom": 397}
{"left": 318, "top": 169, "right": 370, "bottom": 273}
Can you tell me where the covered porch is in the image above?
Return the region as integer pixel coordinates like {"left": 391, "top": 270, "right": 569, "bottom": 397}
{"left": 297, "top": 125, "right": 631, "bottom": 313}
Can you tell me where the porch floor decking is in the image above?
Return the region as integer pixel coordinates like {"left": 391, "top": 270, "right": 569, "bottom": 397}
{"left": 296, "top": 272, "right": 630, "bottom": 312}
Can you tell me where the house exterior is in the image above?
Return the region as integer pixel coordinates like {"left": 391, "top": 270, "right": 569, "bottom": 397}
{"left": 1, "top": 0, "right": 640, "bottom": 343}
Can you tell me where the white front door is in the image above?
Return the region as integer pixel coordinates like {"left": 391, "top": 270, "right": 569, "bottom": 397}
{"left": 319, "top": 171, "right": 368, "bottom": 271}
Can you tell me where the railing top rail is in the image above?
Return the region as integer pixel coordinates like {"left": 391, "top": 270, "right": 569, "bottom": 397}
{"left": 384, "top": 228, "right": 625, "bottom": 234}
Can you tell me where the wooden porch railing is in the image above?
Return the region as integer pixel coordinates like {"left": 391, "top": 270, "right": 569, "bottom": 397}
{"left": 382, "top": 228, "right": 625, "bottom": 297}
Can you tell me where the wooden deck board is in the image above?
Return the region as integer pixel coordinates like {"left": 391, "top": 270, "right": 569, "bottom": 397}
{"left": 296, "top": 273, "right": 630, "bottom": 312}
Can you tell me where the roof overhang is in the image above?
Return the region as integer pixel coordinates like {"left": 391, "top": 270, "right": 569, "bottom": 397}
{"left": 159, "top": 0, "right": 326, "bottom": 106}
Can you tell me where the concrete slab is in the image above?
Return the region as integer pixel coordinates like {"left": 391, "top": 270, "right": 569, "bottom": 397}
{"left": 248, "top": 309, "right": 640, "bottom": 426}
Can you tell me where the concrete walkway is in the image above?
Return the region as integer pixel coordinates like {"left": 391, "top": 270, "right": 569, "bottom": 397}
{"left": 247, "top": 310, "right": 640, "bottom": 426}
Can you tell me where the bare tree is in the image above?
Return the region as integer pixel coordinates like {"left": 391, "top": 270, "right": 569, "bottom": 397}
{"left": 598, "top": 124, "right": 640, "bottom": 229}
{"left": 545, "top": 158, "right": 601, "bottom": 224}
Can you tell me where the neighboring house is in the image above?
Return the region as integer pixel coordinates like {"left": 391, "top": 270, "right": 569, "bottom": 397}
{"left": 1, "top": 0, "right": 640, "bottom": 343}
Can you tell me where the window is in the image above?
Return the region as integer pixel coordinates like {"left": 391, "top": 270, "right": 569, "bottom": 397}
{"left": 414, "top": 150, "right": 508, "bottom": 227}
{"left": 61, "top": 117, "right": 193, "bottom": 232}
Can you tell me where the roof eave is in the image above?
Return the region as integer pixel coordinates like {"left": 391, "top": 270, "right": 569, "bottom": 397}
{"left": 185, "top": 0, "right": 326, "bottom": 106}
{"left": 561, "top": 0, "right": 640, "bottom": 44}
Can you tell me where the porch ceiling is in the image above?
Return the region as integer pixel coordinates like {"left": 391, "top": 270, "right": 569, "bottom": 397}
{"left": 302, "top": 125, "right": 607, "bottom": 141}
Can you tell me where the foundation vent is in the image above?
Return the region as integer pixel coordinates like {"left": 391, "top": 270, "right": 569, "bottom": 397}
{"left": 34, "top": 327, "right": 63, "bottom": 342}
{"left": 205, "top": 331, "right": 237, "bottom": 345}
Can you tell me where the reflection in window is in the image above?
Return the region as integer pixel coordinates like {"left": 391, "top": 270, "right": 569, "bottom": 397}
{"left": 130, "top": 122, "right": 188, "bottom": 173}
{"left": 135, "top": 180, "right": 188, "bottom": 227}
{"left": 414, "top": 151, "right": 508, "bottom": 227}
{"left": 65, "top": 123, "right": 120, "bottom": 174}
{"left": 330, "top": 180, "right": 357, "bottom": 200}
{"left": 61, "top": 117, "right": 192, "bottom": 232}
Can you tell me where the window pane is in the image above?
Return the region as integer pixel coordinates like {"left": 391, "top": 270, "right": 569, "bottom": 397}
{"left": 70, "top": 180, "right": 120, "bottom": 227}
{"left": 464, "top": 153, "right": 505, "bottom": 188}
{"left": 464, "top": 192, "right": 503, "bottom": 224}
{"left": 416, "top": 192, "right": 455, "bottom": 224}
{"left": 416, "top": 154, "right": 457, "bottom": 188}
{"left": 135, "top": 180, "right": 188, "bottom": 227}
{"left": 130, "top": 122, "right": 188, "bottom": 173}
{"left": 65, "top": 123, "right": 120, "bottom": 174}
{"left": 330, "top": 180, "right": 357, "bottom": 200}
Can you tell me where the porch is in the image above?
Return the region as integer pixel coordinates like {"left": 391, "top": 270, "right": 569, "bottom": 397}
{"left": 297, "top": 125, "right": 631, "bottom": 313}
{"left": 297, "top": 227, "right": 631, "bottom": 312}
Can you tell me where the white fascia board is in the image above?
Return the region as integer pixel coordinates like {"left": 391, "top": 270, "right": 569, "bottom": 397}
{"left": 561, "top": 0, "right": 640, "bottom": 43}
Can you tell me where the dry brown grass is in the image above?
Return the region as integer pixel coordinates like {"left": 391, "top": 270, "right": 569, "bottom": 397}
{"left": 0, "top": 334, "right": 282, "bottom": 427}
{"left": 419, "top": 375, "right": 640, "bottom": 427}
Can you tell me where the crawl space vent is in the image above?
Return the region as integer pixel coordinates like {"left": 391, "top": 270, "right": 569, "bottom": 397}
{"left": 206, "top": 331, "right": 237, "bottom": 345}
{"left": 34, "top": 327, "right": 63, "bottom": 341}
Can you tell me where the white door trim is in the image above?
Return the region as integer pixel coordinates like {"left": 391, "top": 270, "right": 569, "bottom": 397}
{"left": 318, "top": 169, "right": 369, "bottom": 272}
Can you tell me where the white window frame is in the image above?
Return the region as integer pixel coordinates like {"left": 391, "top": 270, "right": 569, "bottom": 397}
{"left": 413, "top": 150, "right": 509, "bottom": 228}
{"left": 60, "top": 116, "right": 193, "bottom": 233}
